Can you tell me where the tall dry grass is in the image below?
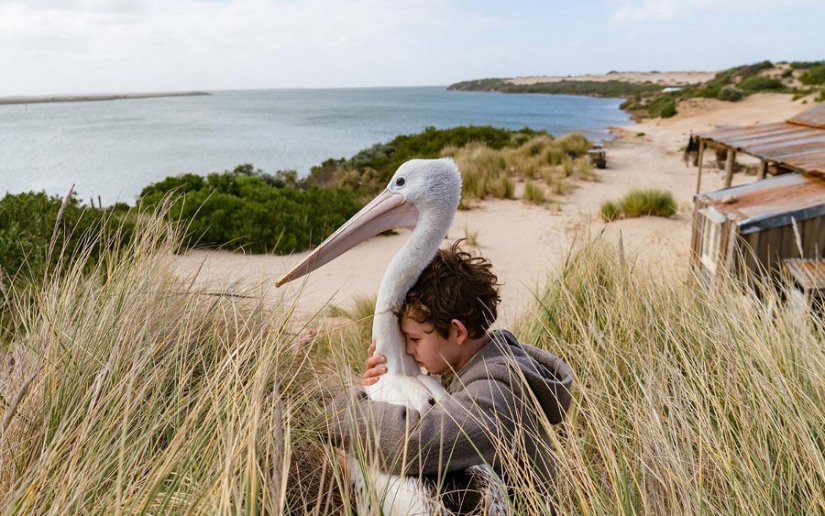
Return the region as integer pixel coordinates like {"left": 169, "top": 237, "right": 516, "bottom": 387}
{"left": 1, "top": 215, "right": 822, "bottom": 514}
{"left": 514, "top": 242, "right": 825, "bottom": 514}
{"left": 441, "top": 133, "right": 595, "bottom": 204}
{"left": 0, "top": 213, "right": 352, "bottom": 514}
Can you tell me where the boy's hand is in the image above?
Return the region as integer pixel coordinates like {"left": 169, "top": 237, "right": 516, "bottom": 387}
{"left": 363, "top": 341, "right": 388, "bottom": 386}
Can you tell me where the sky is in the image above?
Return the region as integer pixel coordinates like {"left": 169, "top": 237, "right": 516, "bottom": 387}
{"left": 1, "top": 0, "right": 823, "bottom": 96}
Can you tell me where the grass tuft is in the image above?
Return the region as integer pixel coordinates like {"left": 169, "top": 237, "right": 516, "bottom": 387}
{"left": 463, "top": 225, "right": 480, "bottom": 246}
{"left": 601, "top": 188, "right": 677, "bottom": 221}
{"left": 523, "top": 180, "right": 546, "bottom": 205}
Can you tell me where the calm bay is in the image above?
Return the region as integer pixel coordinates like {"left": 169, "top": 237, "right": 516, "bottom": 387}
{"left": 0, "top": 87, "right": 631, "bottom": 205}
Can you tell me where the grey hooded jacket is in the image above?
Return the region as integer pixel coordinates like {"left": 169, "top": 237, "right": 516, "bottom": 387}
{"left": 325, "top": 330, "right": 574, "bottom": 484}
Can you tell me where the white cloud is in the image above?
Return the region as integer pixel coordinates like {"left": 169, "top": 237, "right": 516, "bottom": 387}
{"left": 0, "top": 0, "right": 474, "bottom": 95}
{"left": 609, "top": 0, "right": 816, "bottom": 25}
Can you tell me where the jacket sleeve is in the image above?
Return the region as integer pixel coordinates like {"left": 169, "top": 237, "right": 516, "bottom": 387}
{"left": 325, "top": 377, "right": 523, "bottom": 476}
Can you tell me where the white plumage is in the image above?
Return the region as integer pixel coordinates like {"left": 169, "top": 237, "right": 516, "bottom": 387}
{"left": 278, "top": 158, "right": 499, "bottom": 514}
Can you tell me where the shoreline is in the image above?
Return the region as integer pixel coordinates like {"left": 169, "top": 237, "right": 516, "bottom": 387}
{"left": 0, "top": 91, "right": 210, "bottom": 106}
{"left": 171, "top": 92, "right": 812, "bottom": 325}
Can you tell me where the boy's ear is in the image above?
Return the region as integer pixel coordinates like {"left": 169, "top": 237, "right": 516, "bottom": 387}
{"left": 450, "top": 319, "right": 469, "bottom": 345}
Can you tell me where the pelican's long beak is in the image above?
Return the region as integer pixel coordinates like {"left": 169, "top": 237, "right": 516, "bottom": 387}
{"left": 276, "top": 189, "right": 419, "bottom": 287}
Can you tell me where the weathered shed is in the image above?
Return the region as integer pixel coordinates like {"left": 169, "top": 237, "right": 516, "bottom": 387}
{"left": 691, "top": 103, "right": 825, "bottom": 193}
{"left": 690, "top": 173, "right": 825, "bottom": 287}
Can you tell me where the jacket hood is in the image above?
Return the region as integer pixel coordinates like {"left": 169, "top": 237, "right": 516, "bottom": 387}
{"left": 457, "top": 330, "right": 573, "bottom": 424}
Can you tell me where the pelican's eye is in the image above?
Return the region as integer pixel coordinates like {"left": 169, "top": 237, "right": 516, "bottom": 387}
{"left": 395, "top": 177, "right": 406, "bottom": 187}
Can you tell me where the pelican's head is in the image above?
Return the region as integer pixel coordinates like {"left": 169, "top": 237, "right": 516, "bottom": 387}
{"left": 276, "top": 158, "right": 461, "bottom": 287}
{"left": 386, "top": 158, "right": 461, "bottom": 215}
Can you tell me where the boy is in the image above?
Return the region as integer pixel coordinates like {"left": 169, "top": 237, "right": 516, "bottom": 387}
{"left": 326, "top": 241, "right": 573, "bottom": 507}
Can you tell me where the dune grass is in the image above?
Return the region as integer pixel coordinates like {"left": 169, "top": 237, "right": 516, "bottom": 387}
{"left": 523, "top": 180, "right": 546, "bottom": 205}
{"left": 0, "top": 218, "right": 822, "bottom": 513}
{"left": 441, "top": 133, "right": 595, "bottom": 203}
{"left": 600, "top": 188, "right": 677, "bottom": 221}
{"left": 0, "top": 214, "right": 350, "bottom": 513}
{"left": 515, "top": 242, "right": 825, "bottom": 513}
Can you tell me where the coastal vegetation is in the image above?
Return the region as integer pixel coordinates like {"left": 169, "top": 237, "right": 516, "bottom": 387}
{"left": 448, "top": 78, "right": 663, "bottom": 98}
{"left": 305, "top": 125, "right": 543, "bottom": 195}
{"left": 0, "top": 126, "right": 598, "bottom": 303}
{"left": 0, "top": 191, "right": 135, "bottom": 343}
{"left": 136, "top": 127, "right": 595, "bottom": 253}
{"left": 450, "top": 60, "right": 825, "bottom": 120}
{"left": 620, "top": 60, "right": 811, "bottom": 118}
{"left": 0, "top": 221, "right": 821, "bottom": 513}
{"left": 600, "top": 188, "right": 677, "bottom": 221}
{"left": 442, "top": 133, "right": 594, "bottom": 204}
{"left": 138, "top": 164, "right": 361, "bottom": 254}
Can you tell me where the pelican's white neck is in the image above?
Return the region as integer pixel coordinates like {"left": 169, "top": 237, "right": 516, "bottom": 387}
{"left": 373, "top": 208, "right": 452, "bottom": 376}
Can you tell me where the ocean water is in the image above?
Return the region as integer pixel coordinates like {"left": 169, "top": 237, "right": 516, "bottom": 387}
{"left": 0, "top": 87, "right": 631, "bottom": 205}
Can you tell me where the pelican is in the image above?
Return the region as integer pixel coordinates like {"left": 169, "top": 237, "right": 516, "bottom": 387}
{"left": 277, "top": 158, "right": 500, "bottom": 514}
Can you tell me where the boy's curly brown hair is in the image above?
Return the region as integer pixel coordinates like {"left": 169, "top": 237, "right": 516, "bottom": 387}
{"left": 396, "top": 240, "right": 501, "bottom": 339}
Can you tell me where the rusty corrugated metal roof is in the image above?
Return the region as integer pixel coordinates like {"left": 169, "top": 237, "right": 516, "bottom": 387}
{"left": 698, "top": 173, "right": 825, "bottom": 233}
{"left": 788, "top": 103, "right": 825, "bottom": 129}
{"left": 700, "top": 104, "right": 825, "bottom": 177}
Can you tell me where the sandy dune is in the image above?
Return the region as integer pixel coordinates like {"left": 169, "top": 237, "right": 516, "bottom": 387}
{"left": 505, "top": 71, "right": 716, "bottom": 86}
{"left": 172, "top": 92, "right": 813, "bottom": 326}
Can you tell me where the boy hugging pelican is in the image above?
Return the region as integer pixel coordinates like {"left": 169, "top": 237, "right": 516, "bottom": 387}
{"left": 326, "top": 241, "right": 574, "bottom": 512}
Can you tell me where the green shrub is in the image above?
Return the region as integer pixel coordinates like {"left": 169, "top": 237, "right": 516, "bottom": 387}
{"left": 647, "top": 95, "right": 677, "bottom": 118}
{"left": 0, "top": 192, "right": 134, "bottom": 281}
{"left": 659, "top": 98, "right": 677, "bottom": 118}
{"left": 717, "top": 85, "right": 744, "bottom": 102}
{"left": 790, "top": 60, "right": 824, "bottom": 70}
{"left": 523, "top": 180, "right": 545, "bottom": 204}
{"left": 139, "top": 167, "right": 362, "bottom": 253}
{"left": 738, "top": 75, "right": 784, "bottom": 92}
{"left": 0, "top": 191, "right": 136, "bottom": 344}
{"left": 799, "top": 65, "right": 825, "bottom": 85}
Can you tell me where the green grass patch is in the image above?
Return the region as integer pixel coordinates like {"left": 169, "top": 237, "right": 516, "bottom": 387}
{"left": 600, "top": 189, "right": 676, "bottom": 221}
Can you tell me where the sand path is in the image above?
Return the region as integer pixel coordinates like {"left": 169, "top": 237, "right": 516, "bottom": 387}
{"left": 172, "top": 93, "right": 811, "bottom": 326}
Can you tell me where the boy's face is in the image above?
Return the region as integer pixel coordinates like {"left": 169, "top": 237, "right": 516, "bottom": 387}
{"left": 399, "top": 317, "right": 461, "bottom": 375}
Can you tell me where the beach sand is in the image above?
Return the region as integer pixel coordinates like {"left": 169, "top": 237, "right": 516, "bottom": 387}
{"left": 172, "top": 92, "right": 813, "bottom": 327}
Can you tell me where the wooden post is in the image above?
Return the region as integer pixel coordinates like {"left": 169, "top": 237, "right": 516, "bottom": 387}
{"left": 695, "top": 141, "right": 706, "bottom": 194}
{"left": 758, "top": 160, "right": 767, "bottom": 180}
{"left": 724, "top": 148, "right": 736, "bottom": 188}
